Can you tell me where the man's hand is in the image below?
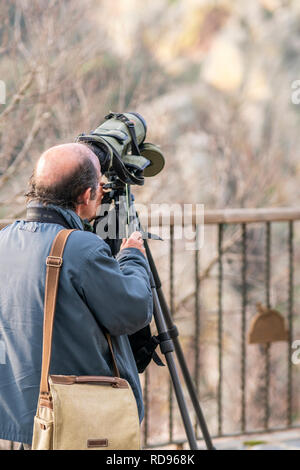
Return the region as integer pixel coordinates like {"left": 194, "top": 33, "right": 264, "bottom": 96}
{"left": 120, "top": 231, "right": 146, "bottom": 257}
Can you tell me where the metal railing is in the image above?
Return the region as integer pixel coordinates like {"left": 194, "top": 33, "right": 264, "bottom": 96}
{"left": 139, "top": 208, "right": 300, "bottom": 448}
{"left": 1, "top": 208, "right": 300, "bottom": 448}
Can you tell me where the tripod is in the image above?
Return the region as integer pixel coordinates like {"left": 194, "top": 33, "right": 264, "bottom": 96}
{"left": 96, "top": 182, "right": 215, "bottom": 450}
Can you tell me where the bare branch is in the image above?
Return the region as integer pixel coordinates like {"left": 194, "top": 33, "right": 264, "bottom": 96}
{"left": 0, "top": 108, "right": 50, "bottom": 190}
{"left": 0, "top": 71, "right": 35, "bottom": 123}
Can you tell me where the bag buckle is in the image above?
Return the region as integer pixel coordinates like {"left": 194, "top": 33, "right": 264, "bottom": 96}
{"left": 46, "top": 256, "right": 63, "bottom": 268}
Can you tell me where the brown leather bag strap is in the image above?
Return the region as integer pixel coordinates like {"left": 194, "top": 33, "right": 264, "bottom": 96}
{"left": 40, "top": 229, "right": 76, "bottom": 395}
{"left": 40, "top": 229, "right": 120, "bottom": 395}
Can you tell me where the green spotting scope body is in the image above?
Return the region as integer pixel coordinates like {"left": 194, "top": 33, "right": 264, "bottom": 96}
{"left": 77, "top": 112, "right": 164, "bottom": 185}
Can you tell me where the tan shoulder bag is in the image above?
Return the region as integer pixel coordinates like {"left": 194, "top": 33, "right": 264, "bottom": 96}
{"left": 32, "top": 229, "right": 141, "bottom": 450}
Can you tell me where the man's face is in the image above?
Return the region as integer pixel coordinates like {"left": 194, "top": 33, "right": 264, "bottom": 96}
{"left": 87, "top": 176, "right": 104, "bottom": 221}
{"left": 76, "top": 157, "right": 104, "bottom": 221}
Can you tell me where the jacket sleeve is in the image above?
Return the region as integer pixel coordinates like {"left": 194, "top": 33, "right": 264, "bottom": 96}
{"left": 80, "top": 240, "right": 153, "bottom": 336}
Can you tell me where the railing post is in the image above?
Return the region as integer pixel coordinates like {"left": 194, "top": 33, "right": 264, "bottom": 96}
{"left": 264, "top": 222, "right": 271, "bottom": 430}
{"left": 241, "top": 223, "right": 247, "bottom": 433}
{"left": 217, "top": 223, "right": 224, "bottom": 436}
{"left": 168, "top": 224, "right": 174, "bottom": 443}
{"left": 194, "top": 223, "right": 200, "bottom": 437}
{"left": 287, "top": 221, "right": 294, "bottom": 426}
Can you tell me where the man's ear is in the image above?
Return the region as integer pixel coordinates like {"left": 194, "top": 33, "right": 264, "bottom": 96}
{"left": 77, "top": 187, "right": 92, "bottom": 205}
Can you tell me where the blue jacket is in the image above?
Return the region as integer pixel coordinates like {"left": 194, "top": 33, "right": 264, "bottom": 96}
{"left": 0, "top": 204, "right": 152, "bottom": 445}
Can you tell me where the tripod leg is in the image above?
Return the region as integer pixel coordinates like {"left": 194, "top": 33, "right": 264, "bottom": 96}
{"left": 145, "top": 240, "right": 215, "bottom": 450}
{"left": 129, "top": 201, "right": 214, "bottom": 449}
{"left": 150, "top": 273, "right": 198, "bottom": 450}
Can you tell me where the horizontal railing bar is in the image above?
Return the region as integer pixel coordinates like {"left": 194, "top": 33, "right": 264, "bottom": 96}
{"left": 142, "top": 207, "right": 300, "bottom": 225}
{"left": 203, "top": 208, "right": 300, "bottom": 225}
{"left": 1, "top": 207, "right": 300, "bottom": 229}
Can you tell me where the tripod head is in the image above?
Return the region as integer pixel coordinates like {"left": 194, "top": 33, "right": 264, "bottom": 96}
{"left": 92, "top": 162, "right": 151, "bottom": 254}
{"left": 92, "top": 175, "right": 162, "bottom": 257}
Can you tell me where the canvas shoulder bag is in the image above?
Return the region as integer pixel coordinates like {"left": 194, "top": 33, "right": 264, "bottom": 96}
{"left": 32, "top": 229, "right": 141, "bottom": 450}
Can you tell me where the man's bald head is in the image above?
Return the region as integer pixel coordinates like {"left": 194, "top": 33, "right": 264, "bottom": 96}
{"left": 26, "top": 143, "right": 101, "bottom": 210}
{"left": 35, "top": 143, "right": 101, "bottom": 187}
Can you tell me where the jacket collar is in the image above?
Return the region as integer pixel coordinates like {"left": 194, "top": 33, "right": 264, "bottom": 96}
{"left": 27, "top": 201, "right": 85, "bottom": 231}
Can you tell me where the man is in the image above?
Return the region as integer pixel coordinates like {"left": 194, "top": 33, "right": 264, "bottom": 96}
{"left": 0, "top": 143, "right": 152, "bottom": 448}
